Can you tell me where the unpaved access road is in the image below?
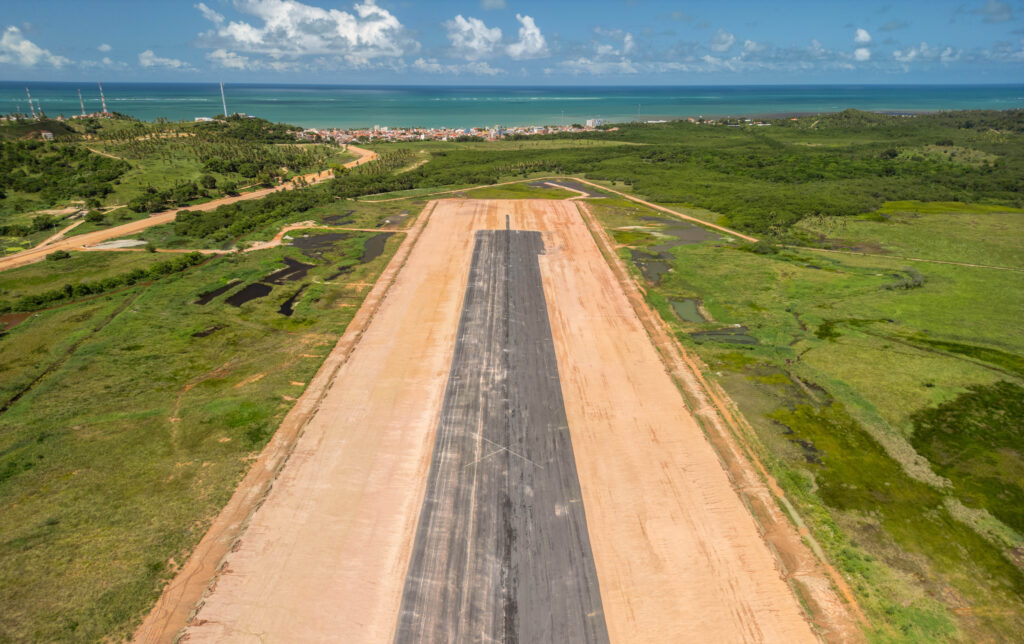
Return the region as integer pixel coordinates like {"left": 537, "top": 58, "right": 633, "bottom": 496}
{"left": 0, "top": 146, "right": 377, "bottom": 273}
{"left": 163, "top": 199, "right": 815, "bottom": 643}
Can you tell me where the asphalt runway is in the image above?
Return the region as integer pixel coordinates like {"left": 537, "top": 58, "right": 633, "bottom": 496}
{"left": 394, "top": 221, "right": 609, "bottom": 643}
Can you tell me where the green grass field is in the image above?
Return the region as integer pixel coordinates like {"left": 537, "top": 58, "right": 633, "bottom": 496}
{"left": 592, "top": 198, "right": 1024, "bottom": 641}
{"left": 0, "top": 209, "right": 415, "bottom": 641}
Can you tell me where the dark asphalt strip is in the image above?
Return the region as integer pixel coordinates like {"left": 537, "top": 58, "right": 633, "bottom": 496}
{"left": 394, "top": 227, "right": 609, "bottom": 644}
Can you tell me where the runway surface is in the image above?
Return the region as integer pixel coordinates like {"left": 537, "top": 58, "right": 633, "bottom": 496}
{"left": 394, "top": 223, "right": 608, "bottom": 642}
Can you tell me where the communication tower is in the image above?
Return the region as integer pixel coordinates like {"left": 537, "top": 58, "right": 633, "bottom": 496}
{"left": 25, "top": 87, "right": 37, "bottom": 119}
{"left": 98, "top": 82, "right": 108, "bottom": 115}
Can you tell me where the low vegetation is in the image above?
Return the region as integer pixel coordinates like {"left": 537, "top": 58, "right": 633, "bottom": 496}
{"left": 0, "top": 200, "right": 416, "bottom": 641}
{"left": 592, "top": 195, "right": 1024, "bottom": 641}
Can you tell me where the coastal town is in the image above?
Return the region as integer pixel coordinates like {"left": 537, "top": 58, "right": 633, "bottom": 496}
{"left": 294, "top": 118, "right": 617, "bottom": 143}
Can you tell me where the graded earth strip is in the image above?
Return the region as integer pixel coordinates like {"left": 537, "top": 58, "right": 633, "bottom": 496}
{"left": 168, "top": 199, "right": 815, "bottom": 643}
{"left": 393, "top": 227, "right": 608, "bottom": 642}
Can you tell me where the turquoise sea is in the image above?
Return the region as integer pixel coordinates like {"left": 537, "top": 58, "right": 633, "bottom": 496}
{"left": 2, "top": 82, "right": 1022, "bottom": 129}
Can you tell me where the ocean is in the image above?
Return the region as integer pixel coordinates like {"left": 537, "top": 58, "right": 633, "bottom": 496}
{"left": 2, "top": 82, "right": 1022, "bottom": 130}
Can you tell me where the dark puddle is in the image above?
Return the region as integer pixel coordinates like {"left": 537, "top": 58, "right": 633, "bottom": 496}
{"left": 323, "top": 210, "right": 354, "bottom": 225}
{"left": 279, "top": 284, "right": 308, "bottom": 316}
{"left": 630, "top": 249, "right": 670, "bottom": 284}
{"left": 362, "top": 232, "right": 394, "bottom": 262}
{"left": 791, "top": 438, "right": 823, "bottom": 465}
{"left": 690, "top": 325, "right": 759, "bottom": 345}
{"left": 290, "top": 232, "right": 351, "bottom": 260}
{"left": 263, "top": 257, "right": 314, "bottom": 284}
{"left": 669, "top": 298, "right": 706, "bottom": 323}
{"left": 378, "top": 210, "right": 409, "bottom": 228}
{"left": 324, "top": 265, "right": 354, "bottom": 282}
{"left": 641, "top": 216, "right": 720, "bottom": 248}
{"left": 195, "top": 280, "right": 241, "bottom": 305}
{"left": 225, "top": 283, "right": 273, "bottom": 307}
{"left": 536, "top": 179, "right": 607, "bottom": 198}
{"left": 192, "top": 324, "right": 225, "bottom": 338}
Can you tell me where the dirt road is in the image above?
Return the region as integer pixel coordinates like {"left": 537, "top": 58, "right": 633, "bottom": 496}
{"left": 0, "top": 145, "right": 377, "bottom": 273}
{"left": 164, "top": 199, "right": 815, "bottom": 643}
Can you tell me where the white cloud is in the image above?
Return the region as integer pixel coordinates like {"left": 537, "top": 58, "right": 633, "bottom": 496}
{"left": 208, "top": 48, "right": 252, "bottom": 69}
{"left": 743, "top": 39, "right": 766, "bottom": 54}
{"left": 592, "top": 28, "right": 636, "bottom": 58}
{"left": 551, "top": 56, "right": 638, "bottom": 75}
{"left": 854, "top": 28, "right": 872, "bottom": 44}
{"left": 138, "top": 49, "right": 193, "bottom": 70}
{"left": 623, "top": 33, "right": 636, "bottom": 55}
{"left": 854, "top": 47, "right": 871, "bottom": 61}
{"left": 445, "top": 15, "right": 502, "bottom": 59}
{"left": 0, "top": 26, "right": 69, "bottom": 68}
{"left": 413, "top": 57, "right": 504, "bottom": 75}
{"left": 196, "top": 0, "right": 419, "bottom": 66}
{"left": 481, "top": 0, "right": 505, "bottom": 8}
{"left": 196, "top": 2, "right": 225, "bottom": 26}
{"left": 940, "top": 46, "right": 962, "bottom": 63}
{"left": 893, "top": 42, "right": 964, "bottom": 64}
{"left": 506, "top": 14, "right": 548, "bottom": 59}
{"left": 710, "top": 28, "right": 735, "bottom": 52}
{"left": 98, "top": 43, "right": 112, "bottom": 52}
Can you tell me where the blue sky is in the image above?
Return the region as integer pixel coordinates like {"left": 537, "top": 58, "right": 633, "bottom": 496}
{"left": 2, "top": 0, "right": 1023, "bottom": 84}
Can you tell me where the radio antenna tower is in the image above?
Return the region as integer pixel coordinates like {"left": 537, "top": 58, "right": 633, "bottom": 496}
{"left": 25, "top": 87, "right": 37, "bottom": 119}
{"left": 98, "top": 82, "right": 108, "bottom": 114}
{"left": 220, "top": 81, "right": 228, "bottom": 117}
{"left": 78, "top": 89, "right": 86, "bottom": 117}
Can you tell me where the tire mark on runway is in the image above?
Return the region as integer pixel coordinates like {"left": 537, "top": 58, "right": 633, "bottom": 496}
{"left": 394, "top": 225, "right": 608, "bottom": 643}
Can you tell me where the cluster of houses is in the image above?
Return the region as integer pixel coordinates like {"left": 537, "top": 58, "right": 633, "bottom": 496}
{"left": 296, "top": 121, "right": 617, "bottom": 144}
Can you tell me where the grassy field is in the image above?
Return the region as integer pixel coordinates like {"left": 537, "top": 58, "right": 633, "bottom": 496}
{"left": 590, "top": 197, "right": 1024, "bottom": 642}
{"left": 0, "top": 199, "right": 419, "bottom": 641}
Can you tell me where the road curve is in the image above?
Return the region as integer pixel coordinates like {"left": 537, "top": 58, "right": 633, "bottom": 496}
{"left": 0, "top": 145, "right": 377, "bottom": 273}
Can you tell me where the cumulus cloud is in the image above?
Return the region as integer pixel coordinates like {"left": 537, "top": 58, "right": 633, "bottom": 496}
{"left": 550, "top": 56, "right": 638, "bottom": 76}
{"left": 413, "top": 57, "right": 503, "bottom": 75}
{"left": 138, "top": 49, "right": 193, "bottom": 70}
{"left": 0, "top": 26, "right": 69, "bottom": 67}
{"left": 854, "top": 47, "right": 871, "bottom": 61}
{"left": 971, "top": 0, "right": 1013, "bottom": 23}
{"left": 196, "top": 2, "right": 225, "bottom": 26}
{"left": 854, "top": 28, "right": 872, "bottom": 44}
{"left": 207, "top": 48, "right": 252, "bottom": 69}
{"left": 893, "top": 42, "right": 963, "bottom": 63}
{"left": 196, "top": 0, "right": 419, "bottom": 66}
{"left": 445, "top": 15, "right": 502, "bottom": 59}
{"left": 710, "top": 28, "right": 735, "bottom": 52}
{"left": 623, "top": 33, "right": 636, "bottom": 55}
{"left": 592, "top": 28, "right": 636, "bottom": 58}
{"left": 506, "top": 14, "right": 548, "bottom": 59}
{"left": 98, "top": 43, "right": 112, "bottom": 52}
